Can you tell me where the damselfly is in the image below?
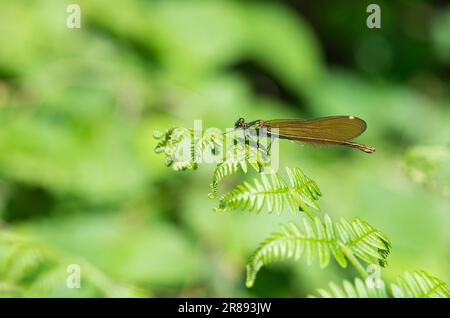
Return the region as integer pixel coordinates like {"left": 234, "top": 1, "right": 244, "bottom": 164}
{"left": 234, "top": 116, "right": 375, "bottom": 153}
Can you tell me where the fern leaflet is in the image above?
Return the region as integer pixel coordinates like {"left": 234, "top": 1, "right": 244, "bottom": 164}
{"left": 246, "top": 214, "right": 391, "bottom": 287}
{"left": 209, "top": 141, "right": 271, "bottom": 198}
{"left": 215, "top": 167, "right": 321, "bottom": 216}
{"left": 391, "top": 270, "right": 450, "bottom": 298}
{"left": 154, "top": 128, "right": 198, "bottom": 171}
{"left": 312, "top": 277, "right": 388, "bottom": 298}
{"left": 311, "top": 270, "right": 449, "bottom": 298}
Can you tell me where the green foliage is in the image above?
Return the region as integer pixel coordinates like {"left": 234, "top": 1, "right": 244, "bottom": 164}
{"left": 403, "top": 145, "right": 450, "bottom": 197}
{"left": 312, "top": 270, "right": 450, "bottom": 298}
{"left": 209, "top": 141, "right": 271, "bottom": 198}
{"left": 246, "top": 214, "right": 391, "bottom": 288}
{"left": 153, "top": 128, "right": 198, "bottom": 171}
{"left": 0, "top": 232, "right": 147, "bottom": 297}
{"left": 432, "top": 7, "right": 450, "bottom": 65}
{"left": 214, "top": 167, "right": 321, "bottom": 216}
{"left": 154, "top": 126, "right": 449, "bottom": 298}
{"left": 1, "top": 0, "right": 449, "bottom": 298}
{"left": 390, "top": 270, "right": 450, "bottom": 298}
{"left": 153, "top": 127, "right": 233, "bottom": 173}
{"left": 153, "top": 127, "right": 274, "bottom": 198}
{"left": 153, "top": 126, "right": 450, "bottom": 298}
{"left": 312, "top": 277, "right": 388, "bottom": 298}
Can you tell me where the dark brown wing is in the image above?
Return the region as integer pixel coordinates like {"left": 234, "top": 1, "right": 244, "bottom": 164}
{"left": 265, "top": 116, "right": 375, "bottom": 153}
{"left": 265, "top": 116, "right": 367, "bottom": 141}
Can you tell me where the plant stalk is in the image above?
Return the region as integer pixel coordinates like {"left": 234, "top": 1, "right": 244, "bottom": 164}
{"left": 340, "top": 244, "right": 369, "bottom": 279}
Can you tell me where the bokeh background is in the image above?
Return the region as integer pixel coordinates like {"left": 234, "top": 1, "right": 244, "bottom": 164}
{"left": 0, "top": 0, "right": 449, "bottom": 297}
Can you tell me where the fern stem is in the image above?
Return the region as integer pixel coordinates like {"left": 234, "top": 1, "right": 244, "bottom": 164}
{"left": 340, "top": 244, "right": 368, "bottom": 279}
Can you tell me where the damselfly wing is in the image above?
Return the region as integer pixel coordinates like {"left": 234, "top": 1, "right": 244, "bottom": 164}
{"left": 234, "top": 116, "right": 375, "bottom": 153}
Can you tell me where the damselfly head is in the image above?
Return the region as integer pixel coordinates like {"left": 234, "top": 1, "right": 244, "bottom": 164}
{"left": 234, "top": 117, "right": 245, "bottom": 129}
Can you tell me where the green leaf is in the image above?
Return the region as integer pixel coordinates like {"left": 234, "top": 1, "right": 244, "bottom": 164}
{"left": 215, "top": 167, "right": 321, "bottom": 216}
{"left": 245, "top": 214, "right": 390, "bottom": 288}
{"left": 153, "top": 127, "right": 198, "bottom": 171}
{"left": 209, "top": 141, "right": 271, "bottom": 199}
{"left": 154, "top": 127, "right": 228, "bottom": 173}
{"left": 245, "top": 3, "right": 324, "bottom": 92}
{"left": 311, "top": 278, "right": 388, "bottom": 298}
{"left": 311, "top": 270, "right": 450, "bottom": 298}
{"left": 391, "top": 270, "right": 450, "bottom": 298}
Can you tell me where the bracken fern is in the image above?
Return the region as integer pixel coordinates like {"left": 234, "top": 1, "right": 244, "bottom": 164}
{"left": 153, "top": 126, "right": 449, "bottom": 298}
{"left": 209, "top": 141, "right": 270, "bottom": 198}
{"left": 153, "top": 128, "right": 198, "bottom": 171}
{"left": 245, "top": 214, "right": 391, "bottom": 287}
{"left": 214, "top": 167, "right": 321, "bottom": 216}
{"left": 390, "top": 270, "right": 450, "bottom": 298}
{"left": 311, "top": 270, "right": 450, "bottom": 298}
{"left": 312, "top": 277, "right": 389, "bottom": 298}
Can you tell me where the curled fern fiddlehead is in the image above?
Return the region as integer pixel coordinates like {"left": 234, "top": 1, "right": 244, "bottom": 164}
{"left": 153, "top": 127, "right": 222, "bottom": 172}
{"left": 153, "top": 128, "right": 198, "bottom": 171}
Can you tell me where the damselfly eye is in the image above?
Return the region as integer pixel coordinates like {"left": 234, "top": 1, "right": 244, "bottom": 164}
{"left": 235, "top": 117, "right": 245, "bottom": 128}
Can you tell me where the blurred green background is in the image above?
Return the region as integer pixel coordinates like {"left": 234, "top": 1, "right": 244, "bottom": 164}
{"left": 0, "top": 0, "right": 449, "bottom": 297}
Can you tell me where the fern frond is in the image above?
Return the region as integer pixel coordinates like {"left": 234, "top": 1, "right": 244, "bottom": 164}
{"left": 245, "top": 214, "right": 391, "bottom": 287}
{"left": 311, "top": 270, "right": 450, "bottom": 298}
{"left": 209, "top": 142, "right": 270, "bottom": 198}
{"left": 311, "top": 277, "right": 388, "bottom": 298}
{"left": 390, "top": 270, "right": 450, "bottom": 298}
{"left": 153, "top": 128, "right": 198, "bottom": 171}
{"left": 336, "top": 217, "right": 391, "bottom": 267}
{"left": 215, "top": 167, "right": 321, "bottom": 216}
{"left": 194, "top": 130, "right": 223, "bottom": 162}
{"left": 154, "top": 127, "right": 229, "bottom": 173}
